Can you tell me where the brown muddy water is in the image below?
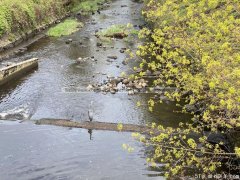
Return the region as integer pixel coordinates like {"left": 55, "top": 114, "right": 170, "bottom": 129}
{"left": 0, "top": 0, "right": 191, "bottom": 179}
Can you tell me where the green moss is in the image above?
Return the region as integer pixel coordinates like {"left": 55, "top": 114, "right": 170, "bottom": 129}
{"left": 47, "top": 19, "right": 83, "bottom": 37}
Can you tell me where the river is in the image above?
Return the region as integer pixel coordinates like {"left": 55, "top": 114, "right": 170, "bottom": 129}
{"left": 0, "top": 0, "right": 191, "bottom": 179}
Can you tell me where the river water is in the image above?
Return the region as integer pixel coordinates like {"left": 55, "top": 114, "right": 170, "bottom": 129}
{"left": 0, "top": 0, "right": 191, "bottom": 179}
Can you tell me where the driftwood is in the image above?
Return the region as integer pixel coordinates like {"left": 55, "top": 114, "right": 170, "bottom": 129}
{"left": 35, "top": 118, "right": 151, "bottom": 133}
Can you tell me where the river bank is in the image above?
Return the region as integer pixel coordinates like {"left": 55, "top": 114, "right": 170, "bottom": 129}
{"left": 0, "top": 0, "right": 112, "bottom": 61}
{"left": 0, "top": 0, "right": 68, "bottom": 52}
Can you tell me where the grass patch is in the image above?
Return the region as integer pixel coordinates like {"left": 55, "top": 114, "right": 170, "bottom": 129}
{"left": 96, "top": 24, "right": 138, "bottom": 39}
{"left": 97, "top": 24, "right": 128, "bottom": 38}
{"left": 71, "top": 0, "right": 109, "bottom": 14}
{"left": 47, "top": 19, "right": 83, "bottom": 37}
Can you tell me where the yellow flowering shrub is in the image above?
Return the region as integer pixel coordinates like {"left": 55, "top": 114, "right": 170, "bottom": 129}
{"left": 134, "top": 0, "right": 240, "bottom": 177}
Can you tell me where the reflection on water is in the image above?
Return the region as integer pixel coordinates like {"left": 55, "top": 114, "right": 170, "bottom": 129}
{"left": 0, "top": 121, "right": 164, "bottom": 180}
{"left": 0, "top": 0, "right": 190, "bottom": 179}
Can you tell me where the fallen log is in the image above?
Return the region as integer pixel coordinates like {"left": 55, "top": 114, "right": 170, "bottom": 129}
{"left": 35, "top": 118, "right": 151, "bottom": 133}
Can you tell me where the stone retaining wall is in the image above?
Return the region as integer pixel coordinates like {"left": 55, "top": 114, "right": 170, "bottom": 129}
{"left": 0, "top": 58, "right": 38, "bottom": 86}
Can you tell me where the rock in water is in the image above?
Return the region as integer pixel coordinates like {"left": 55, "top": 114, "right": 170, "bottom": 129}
{"left": 134, "top": 84, "right": 142, "bottom": 90}
{"left": 122, "top": 79, "right": 129, "bottom": 84}
{"left": 122, "top": 60, "right": 128, "bottom": 65}
{"left": 96, "top": 42, "right": 102, "bottom": 47}
{"left": 76, "top": 57, "right": 86, "bottom": 63}
{"left": 66, "top": 39, "right": 73, "bottom": 44}
{"left": 128, "top": 90, "right": 134, "bottom": 95}
{"left": 86, "top": 84, "right": 94, "bottom": 91}
{"left": 107, "top": 56, "right": 118, "bottom": 60}
{"left": 110, "top": 89, "right": 116, "bottom": 94}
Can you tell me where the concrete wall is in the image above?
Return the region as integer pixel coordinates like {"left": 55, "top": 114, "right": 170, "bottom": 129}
{"left": 0, "top": 58, "right": 38, "bottom": 86}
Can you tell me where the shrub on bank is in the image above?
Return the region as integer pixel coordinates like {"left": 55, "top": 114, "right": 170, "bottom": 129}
{"left": 135, "top": 0, "right": 240, "bottom": 177}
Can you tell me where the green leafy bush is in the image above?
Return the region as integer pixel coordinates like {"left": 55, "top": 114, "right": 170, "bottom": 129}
{"left": 134, "top": 0, "right": 240, "bottom": 177}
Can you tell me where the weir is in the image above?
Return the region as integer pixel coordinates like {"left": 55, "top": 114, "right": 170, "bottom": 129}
{"left": 0, "top": 58, "right": 38, "bottom": 86}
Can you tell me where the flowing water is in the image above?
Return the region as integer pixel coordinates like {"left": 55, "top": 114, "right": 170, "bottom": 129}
{"left": 0, "top": 0, "right": 191, "bottom": 179}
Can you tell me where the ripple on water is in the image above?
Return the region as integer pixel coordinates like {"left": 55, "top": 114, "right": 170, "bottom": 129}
{"left": 0, "top": 104, "right": 31, "bottom": 120}
{"left": 0, "top": 122, "right": 161, "bottom": 180}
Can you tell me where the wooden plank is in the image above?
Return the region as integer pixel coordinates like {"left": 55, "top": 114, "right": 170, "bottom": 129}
{"left": 35, "top": 118, "right": 151, "bottom": 133}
